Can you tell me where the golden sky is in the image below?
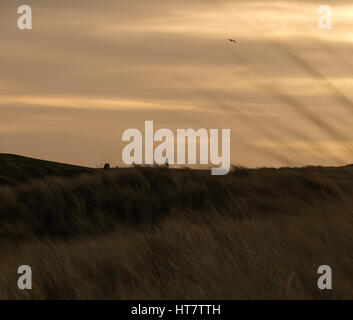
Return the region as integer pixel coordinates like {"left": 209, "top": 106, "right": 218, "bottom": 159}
{"left": 1, "top": 0, "right": 353, "bottom": 168}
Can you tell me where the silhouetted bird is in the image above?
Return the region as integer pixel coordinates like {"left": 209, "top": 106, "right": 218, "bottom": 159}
{"left": 228, "top": 39, "right": 237, "bottom": 43}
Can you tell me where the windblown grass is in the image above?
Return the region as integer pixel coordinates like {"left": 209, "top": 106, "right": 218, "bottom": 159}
{"left": 0, "top": 164, "right": 352, "bottom": 299}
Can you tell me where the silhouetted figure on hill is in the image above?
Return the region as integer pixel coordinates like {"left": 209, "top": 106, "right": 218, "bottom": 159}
{"left": 166, "top": 158, "right": 169, "bottom": 168}
{"left": 104, "top": 163, "right": 110, "bottom": 170}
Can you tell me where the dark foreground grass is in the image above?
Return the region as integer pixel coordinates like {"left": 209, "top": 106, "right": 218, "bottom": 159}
{"left": 0, "top": 161, "right": 352, "bottom": 299}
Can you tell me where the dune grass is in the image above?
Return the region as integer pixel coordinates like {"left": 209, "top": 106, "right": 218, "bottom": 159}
{"left": 0, "top": 164, "right": 352, "bottom": 299}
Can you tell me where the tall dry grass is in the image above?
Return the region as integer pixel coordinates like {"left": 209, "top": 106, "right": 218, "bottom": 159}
{"left": 0, "top": 166, "right": 352, "bottom": 299}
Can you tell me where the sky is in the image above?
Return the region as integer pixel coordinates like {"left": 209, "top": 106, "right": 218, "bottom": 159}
{"left": 1, "top": 0, "right": 353, "bottom": 168}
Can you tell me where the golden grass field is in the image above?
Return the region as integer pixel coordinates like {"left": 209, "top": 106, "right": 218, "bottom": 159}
{"left": 0, "top": 154, "right": 352, "bottom": 299}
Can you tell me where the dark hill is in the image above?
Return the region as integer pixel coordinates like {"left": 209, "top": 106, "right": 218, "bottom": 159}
{"left": 0, "top": 153, "right": 92, "bottom": 185}
{"left": 0, "top": 155, "right": 352, "bottom": 299}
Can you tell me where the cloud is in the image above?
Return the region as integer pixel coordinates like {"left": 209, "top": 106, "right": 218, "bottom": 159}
{"left": 1, "top": 0, "right": 353, "bottom": 167}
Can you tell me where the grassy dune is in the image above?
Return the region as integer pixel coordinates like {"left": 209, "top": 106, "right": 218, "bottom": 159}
{"left": 0, "top": 154, "right": 92, "bottom": 186}
{"left": 0, "top": 155, "right": 352, "bottom": 299}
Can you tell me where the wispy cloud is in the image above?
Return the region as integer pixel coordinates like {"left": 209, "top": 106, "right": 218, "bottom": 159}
{"left": 1, "top": 0, "right": 352, "bottom": 167}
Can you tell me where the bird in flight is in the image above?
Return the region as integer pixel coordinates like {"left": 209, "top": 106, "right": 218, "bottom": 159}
{"left": 228, "top": 39, "right": 237, "bottom": 43}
